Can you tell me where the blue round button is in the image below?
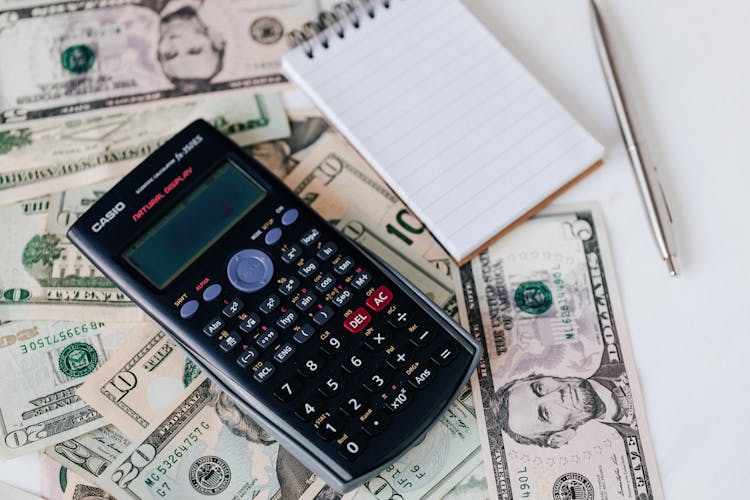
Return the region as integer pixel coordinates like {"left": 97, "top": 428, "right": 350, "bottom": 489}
{"left": 227, "top": 249, "right": 274, "bottom": 293}
{"left": 265, "top": 227, "right": 282, "bottom": 245}
{"left": 179, "top": 300, "right": 199, "bottom": 319}
{"left": 202, "top": 283, "right": 222, "bottom": 302}
{"left": 281, "top": 209, "right": 299, "bottom": 226}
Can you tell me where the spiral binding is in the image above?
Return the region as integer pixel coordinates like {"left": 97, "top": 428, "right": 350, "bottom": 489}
{"left": 288, "top": 0, "right": 395, "bottom": 58}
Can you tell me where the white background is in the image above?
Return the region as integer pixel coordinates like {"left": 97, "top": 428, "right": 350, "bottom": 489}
{"left": 2, "top": 0, "right": 749, "bottom": 498}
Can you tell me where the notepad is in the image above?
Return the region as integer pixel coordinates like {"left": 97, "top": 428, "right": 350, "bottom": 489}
{"left": 283, "top": 0, "right": 603, "bottom": 264}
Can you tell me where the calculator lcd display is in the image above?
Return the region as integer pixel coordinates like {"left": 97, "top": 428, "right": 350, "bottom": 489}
{"left": 123, "top": 160, "right": 266, "bottom": 289}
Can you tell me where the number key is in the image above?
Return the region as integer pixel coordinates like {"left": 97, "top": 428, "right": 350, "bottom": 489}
{"left": 320, "top": 332, "right": 347, "bottom": 356}
{"left": 342, "top": 348, "right": 370, "bottom": 374}
{"left": 338, "top": 434, "right": 368, "bottom": 461}
{"left": 363, "top": 367, "right": 392, "bottom": 393}
{"left": 315, "top": 412, "right": 345, "bottom": 441}
{"left": 318, "top": 372, "right": 345, "bottom": 398}
{"left": 297, "top": 356, "right": 323, "bottom": 378}
{"left": 340, "top": 391, "right": 368, "bottom": 417}
{"left": 295, "top": 396, "right": 323, "bottom": 422}
{"left": 273, "top": 377, "right": 302, "bottom": 403}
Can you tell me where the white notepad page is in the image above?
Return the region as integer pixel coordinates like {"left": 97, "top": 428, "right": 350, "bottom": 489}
{"left": 283, "top": 0, "right": 603, "bottom": 263}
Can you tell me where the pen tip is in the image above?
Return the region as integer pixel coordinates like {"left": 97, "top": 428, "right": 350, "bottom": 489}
{"left": 666, "top": 255, "right": 678, "bottom": 276}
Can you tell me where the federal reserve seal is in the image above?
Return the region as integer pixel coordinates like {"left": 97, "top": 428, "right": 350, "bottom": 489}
{"left": 189, "top": 456, "right": 231, "bottom": 495}
{"left": 58, "top": 342, "right": 98, "bottom": 378}
{"left": 552, "top": 472, "right": 595, "bottom": 500}
{"left": 61, "top": 45, "right": 96, "bottom": 74}
{"left": 250, "top": 17, "right": 284, "bottom": 44}
{"left": 514, "top": 281, "right": 553, "bottom": 315}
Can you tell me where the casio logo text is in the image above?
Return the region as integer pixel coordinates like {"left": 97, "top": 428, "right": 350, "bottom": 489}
{"left": 91, "top": 201, "right": 126, "bottom": 233}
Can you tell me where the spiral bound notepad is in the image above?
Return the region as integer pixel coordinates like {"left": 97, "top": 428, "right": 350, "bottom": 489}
{"left": 283, "top": 0, "right": 604, "bottom": 264}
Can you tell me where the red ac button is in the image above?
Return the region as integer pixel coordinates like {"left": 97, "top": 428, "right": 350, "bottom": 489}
{"left": 366, "top": 285, "right": 393, "bottom": 312}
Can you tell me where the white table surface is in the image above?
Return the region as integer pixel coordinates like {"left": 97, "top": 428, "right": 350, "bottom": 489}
{"left": 2, "top": 0, "right": 748, "bottom": 498}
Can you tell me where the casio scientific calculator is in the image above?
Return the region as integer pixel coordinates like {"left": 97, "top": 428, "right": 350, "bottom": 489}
{"left": 67, "top": 120, "right": 481, "bottom": 492}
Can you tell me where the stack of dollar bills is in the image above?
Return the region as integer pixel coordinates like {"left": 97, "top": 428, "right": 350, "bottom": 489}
{"left": 0, "top": 1, "right": 663, "bottom": 499}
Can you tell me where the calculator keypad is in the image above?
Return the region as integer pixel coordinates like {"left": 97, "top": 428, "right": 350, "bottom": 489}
{"left": 180, "top": 206, "right": 474, "bottom": 474}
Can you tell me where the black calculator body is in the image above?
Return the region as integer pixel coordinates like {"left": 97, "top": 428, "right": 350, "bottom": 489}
{"left": 67, "top": 120, "right": 480, "bottom": 492}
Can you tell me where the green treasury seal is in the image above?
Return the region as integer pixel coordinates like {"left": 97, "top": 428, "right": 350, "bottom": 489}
{"left": 61, "top": 45, "right": 96, "bottom": 74}
{"left": 514, "top": 281, "right": 553, "bottom": 315}
{"left": 59, "top": 342, "right": 99, "bottom": 378}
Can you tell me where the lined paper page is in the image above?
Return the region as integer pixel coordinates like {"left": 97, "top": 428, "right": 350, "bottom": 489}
{"left": 283, "top": 0, "right": 603, "bottom": 262}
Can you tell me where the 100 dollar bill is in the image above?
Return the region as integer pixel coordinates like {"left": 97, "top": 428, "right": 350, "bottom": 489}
{"left": 0, "top": 320, "right": 135, "bottom": 458}
{"left": 454, "top": 207, "right": 663, "bottom": 500}
{"left": 0, "top": 1, "right": 321, "bottom": 126}
{"left": 0, "top": 92, "right": 290, "bottom": 204}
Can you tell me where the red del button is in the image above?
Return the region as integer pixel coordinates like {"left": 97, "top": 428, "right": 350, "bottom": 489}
{"left": 366, "top": 285, "right": 393, "bottom": 312}
{"left": 344, "top": 307, "right": 371, "bottom": 334}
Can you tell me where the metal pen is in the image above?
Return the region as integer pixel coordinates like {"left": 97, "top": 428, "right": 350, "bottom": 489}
{"left": 589, "top": 0, "right": 679, "bottom": 276}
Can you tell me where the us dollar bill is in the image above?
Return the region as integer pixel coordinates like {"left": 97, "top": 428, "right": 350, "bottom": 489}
{"left": 453, "top": 207, "right": 664, "bottom": 500}
{"left": 0, "top": 191, "right": 138, "bottom": 320}
{"left": 337, "top": 209, "right": 456, "bottom": 317}
{"left": 0, "top": 92, "right": 290, "bottom": 204}
{"left": 45, "top": 425, "right": 131, "bottom": 485}
{"left": 283, "top": 133, "right": 453, "bottom": 277}
{"left": 62, "top": 473, "right": 117, "bottom": 500}
{"left": 314, "top": 387, "right": 482, "bottom": 500}
{"left": 77, "top": 324, "right": 203, "bottom": 439}
{"left": 98, "top": 377, "right": 319, "bottom": 500}
{"left": 443, "top": 464, "right": 489, "bottom": 500}
{"left": 0, "top": 1, "right": 322, "bottom": 126}
{"left": 0, "top": 320, "right": 135, "bottom": 458}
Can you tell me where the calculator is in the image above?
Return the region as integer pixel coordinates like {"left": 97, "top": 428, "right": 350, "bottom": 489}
{"left": 67, "top": 120, "right": 480, "bottom": 492}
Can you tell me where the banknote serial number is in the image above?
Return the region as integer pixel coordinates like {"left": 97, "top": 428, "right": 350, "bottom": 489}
{"left": 552, "top": 268, "right": 573, "bottom": 326}
{"left": 515, "top": 466, "right": 531, "bottom": 498}
{"left": 378, "top": 464, "right": 425, "bottom": 489}
{"left": 15, "top": 322, "right": 105, "bottom": 354}
{"left": 151, "top": 421, "right": 210, "bottom": 480}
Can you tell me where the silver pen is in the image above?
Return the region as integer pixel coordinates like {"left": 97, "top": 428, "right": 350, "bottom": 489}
{"left": 589, "top": 0, "right": 679, "bottom": 276}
